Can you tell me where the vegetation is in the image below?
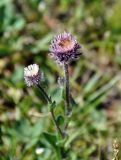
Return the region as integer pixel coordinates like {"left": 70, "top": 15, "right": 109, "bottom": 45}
{"left": 0, "top": 0, "right": 121, "bottom": 159}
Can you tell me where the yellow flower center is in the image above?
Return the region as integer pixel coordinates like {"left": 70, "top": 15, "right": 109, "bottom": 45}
{"left": 31, "top": 68, "right": 38, "bottom": 76}
{"left": 59, "top": 38, "right": 72, "bottom": 48}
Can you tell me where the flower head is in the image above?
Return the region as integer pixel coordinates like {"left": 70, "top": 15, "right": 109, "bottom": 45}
{"left": 49, "top": 31, "right": 82, "bottom": 64}
{"left": 24, "top": 64, "right": 42, "bottom": 87}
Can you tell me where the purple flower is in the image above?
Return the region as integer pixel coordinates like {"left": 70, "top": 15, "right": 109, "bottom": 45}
{"left": 49, "top": 31, "right": 82, "bottom": 64}
{"left": 24, "top": 64, "right": 43, "bottom": 87}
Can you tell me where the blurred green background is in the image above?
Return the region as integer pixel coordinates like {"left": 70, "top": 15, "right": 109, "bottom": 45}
{"left": 0, "top": 0, "right": 121, "bottom": 159}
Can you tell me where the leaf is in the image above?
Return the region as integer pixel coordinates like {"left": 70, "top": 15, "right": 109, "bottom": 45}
{"left": 70, "top": 95, "right": 77, "bottom": 108}
{"left": 84, "top": 73, "right": 101, "bottom": 94}
{"left": 56, "top": 115, "right": 64, "bottom": 126}
{"left": 0, "top": 45, "right": 12, "bottom": 57}
{"left": 50, "top": 101, "right": 56, "bottom": 110}
{"left": 56, "top": 135, "right": 68, "bottom": 147}
{"left": 43, "top": 132, "right": 63, "bottom": 159}
{"left": 43, "top": 132, "right": 57, "bottom": 148}
{"left": 31, "top": 119, "right": 45, "bottom": 137}
{"left": 11, "top": 65, "right": 24, "bottom": 83}
{"left": 32, "top": 33, "right": 53, "bottom": 53}
{"left": 87, "top": 75, "right": 120, "bottom": 102}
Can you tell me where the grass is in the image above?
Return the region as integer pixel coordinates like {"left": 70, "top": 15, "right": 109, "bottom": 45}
{"left": 0, "top": 0, "right": 121, "bottom": 159}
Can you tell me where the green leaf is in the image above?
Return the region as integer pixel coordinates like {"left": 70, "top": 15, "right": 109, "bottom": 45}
{"left": 70, "top": 96, "right": 77, "bottom": 108}
{"left": 11, "top": 65, "right": 24, "bottom": 83}
{"left": 87, "top": 75, "right": 120, "bottom": 102}
{"left": 56, "top": 115, "right": 64, "bottom": 126}
{"left": 84, "top": 73, "right": 101, "bottom": 94}
{"left": 50, "top": 101, "right": 56, "bottom": 110}
{"left": 43, "top": 132, "right": 62, "bottom": 160}
{"left": 56, "top": 135, "right": 68, "bottom": 147}
{"left": 43, "top": 132, "right": 57, "bottom": 148}
{"left": 32, "top": 33, "right": 53, "bottom": 53}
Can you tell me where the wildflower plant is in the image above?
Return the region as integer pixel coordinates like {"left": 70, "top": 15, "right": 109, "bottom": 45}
{"left": 24, "top": 31, "right": 82, "bottom": 159}
{"left": 50, "top": 31, "right": 82, "bottom": 115}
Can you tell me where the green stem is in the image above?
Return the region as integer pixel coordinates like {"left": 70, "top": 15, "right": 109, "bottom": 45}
{"left": 37, "top": 84, "right": 64, "bottom": 138}
{"left": 37, "top": 84, "right": 52, "bottom": 103}
{"left": 51, "top": 109, "right": 65, "bottom": 138}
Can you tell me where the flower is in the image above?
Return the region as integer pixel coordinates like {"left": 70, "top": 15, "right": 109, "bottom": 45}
{"left": 24, "top": 64, "right": 42, "bottom": 87}
{"left": 49, "top": 31, "right": 82, "bottom": 64}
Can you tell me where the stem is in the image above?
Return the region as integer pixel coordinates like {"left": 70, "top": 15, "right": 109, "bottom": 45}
{"left": 37, "top": 84, "right": 52, "bottom": 103}
{"left": 51, "top": 109, "right": 64, "bottom": 138}
{"left": 64, "top": 63, "right": 71, "bottom": 115}
{"left": 37, "top": 84, "right": 64, "bottom": 138}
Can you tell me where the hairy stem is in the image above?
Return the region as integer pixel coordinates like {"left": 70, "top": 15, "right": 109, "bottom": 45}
{"left": 37, "top": 84, "right": 64, "bottom": 138}
{"left": 64, "top": 63, "right": 71, "bottom": 115}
